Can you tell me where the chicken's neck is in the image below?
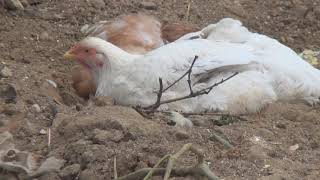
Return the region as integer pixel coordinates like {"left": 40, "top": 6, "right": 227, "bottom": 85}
{"left": 95, "top": 43, "right": 141, "bottom": 96}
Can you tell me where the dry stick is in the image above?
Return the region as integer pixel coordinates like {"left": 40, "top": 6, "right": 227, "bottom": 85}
{"left": 145, "top": 72, "right": 238, "bottom": 110}
{"left": 116, "top": 143, "right": 219, "bottom": 180}
{"left": 164, "top": 143, "right": 193, "bottom": 179}
{"left": 182, "top": 112, "right": 247, "bottom": 116}
{"left": 210, "top": 132, "right": 234, "bottom": 149}
{"left": 48, "top": 127, "right": 51, "bottom": 150}
{"left": 151, "top": 78, "right": 164, "bottom": 110}
{"left": 116, "top": 167, "right": 218, "bottom": 180}
{"left": 114, "top": 156, "right": 118, "bottom": 179}
{"left": 132, "top": 106, "right": 153, "bottom": 119}
{"left": 162, "top": 55, "right": 198, "bottom": 93}
{"left": 143, "top": 155, "right": 170, "bottom": 180}
{"left": 186, "top": 0, "right": 191, "bottom": 21}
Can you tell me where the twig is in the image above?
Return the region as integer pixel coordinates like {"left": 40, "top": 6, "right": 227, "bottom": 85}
{"left": 146, "top": 78, "right": 164, "bottom": 111}
{"left": 136, "top": 55, "right": 238, "bottom": 116}
{"left": 164, "top": 143, "right": 193, "bottom": 179}
{"left": 132, "top": 106, "right": 153, "bottom": 119}
{"left": 145, "top": 72, "right": 238, "bottom": 110}
{"left": 209, "top": 131, "right": 234, "bottom": 149}
{"left": 48, "top": 127, "right": 51, "bottom": 150}
{"left": 116, "top": 143, "right": 220, "bottom": 180}
{"left": 143, "top": 155, "right": 170, "bottom": 180}
{"left": 162, "top": 56, "right": 198, "bottom": 93}
{"left": 186, "top": 0, "right": 191, "bottom": 21}
{"left": 114, "top": 156, "right": 118, "bottom": 179}
{"left": 182, "top": 112, "right": 247, "bottom": 116}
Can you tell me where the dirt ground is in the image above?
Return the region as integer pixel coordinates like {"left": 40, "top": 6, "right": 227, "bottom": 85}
{"left": 1, "top": 0, "right": 320, "bottom": 179}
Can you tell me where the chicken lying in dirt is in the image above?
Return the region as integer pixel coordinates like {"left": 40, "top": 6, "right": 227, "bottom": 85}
{"left": 72, "top": 13, "right": 199, "bottom": 99}
{"left": 65, "top": 18, "right": 320, "bottom": 114}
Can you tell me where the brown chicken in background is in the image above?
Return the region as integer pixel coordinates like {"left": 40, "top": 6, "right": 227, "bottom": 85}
{"left": 72, "top": 14, "right": 199, "bottom": 99}
{"left": 161, "top": 22, "right": 200, "bottom": 43}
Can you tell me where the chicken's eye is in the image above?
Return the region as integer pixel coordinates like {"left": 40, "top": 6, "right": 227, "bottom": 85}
{"left": 85, "top": 49, "right": 89, "bottom": 53}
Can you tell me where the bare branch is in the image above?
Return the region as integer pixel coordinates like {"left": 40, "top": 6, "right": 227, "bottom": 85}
{"left": 145, "top": 78, "right": 164, "bottom": 110}
{"left": 135, "top": 55, "right": 238, "bottom": 115}
{"left": 162, "top": 55, "right": 198, "bottom": 93}
{"left": 114, "top": 156, "right": 118, "bottom": 180}
{"left": 146, "top": 72, "right": 238, "bottom": 109}
{"left": 143, "top": 155, "right": 170, "bottom": 180}
{"left": 116, "top": 143, "right": 220, "bottom": 180}
{"left": 209, "top": 131, "right": 234, "bottom": 149}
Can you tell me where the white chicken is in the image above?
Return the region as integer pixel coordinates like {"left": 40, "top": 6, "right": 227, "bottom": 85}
{"left": 72, "top": 13, "right": 199, "bottom": 99}
{"left": 64, "top": 18, "right": 320, "bottom": 114}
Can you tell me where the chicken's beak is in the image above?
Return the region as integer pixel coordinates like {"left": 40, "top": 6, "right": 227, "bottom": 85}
{"left": 64, "top": 51, "right": 76, "bottom": 60}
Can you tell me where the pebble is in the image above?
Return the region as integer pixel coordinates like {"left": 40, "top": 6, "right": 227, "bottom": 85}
{"left": 0, "top": 84, "right": 17, "bottom": 104}
{"left": 39, "top": 31, "right": 50, "bottom": 41}
{"left": 37, "top": 157, "right": 65, "bottom": 174}
{"left": 79, "top": 169, "right": 100, "bottom": 180}
{"left": 39, "top": 129, "right": 47, "bottom": 135}
{"left": 38, "top": 172, "right": 61, "bottom": 180}
{"left": 32, "top": 104, "right": 41, "bottom": 113}
{"left": 139, "top": 1, "right": 157, "bottom": 10}
{"left": 169, "top": 111, "right": 193, "bottom": 128}
{"left": 289, "top": 144, "right": 299, "bottom": 151}
{"left": 1, "top": 67, "right": 13, "bottom": 77}
{"left": 19, "top": 0, "right": 29, "bottom": 7}
{"left": 59, "top": 164, "right": 81, "bottom": 180}
{"left": 92, "top": 129, "right": 124, "bottom": 144}
{"left": 175, "top": 130, "right": 190, "bottom": 140}
{"left": 4, "top": 0, "right": 24, "bottom": 10}
{"left": 88, "top": 0, "right": 105, "bottom": 9}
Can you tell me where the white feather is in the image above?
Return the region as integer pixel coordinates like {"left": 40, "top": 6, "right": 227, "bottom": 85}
{"left": 82, "top": 18, "right": 320, "bottom": 114}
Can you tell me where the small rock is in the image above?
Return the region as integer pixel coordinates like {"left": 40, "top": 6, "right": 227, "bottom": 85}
{"left": 139, "top": 1, "right": 157, "bottom": 10}
{"left": 4, "top": 0, "right": 24, "bottom": 10}
{"left": 59, "top": 164, "right": 81, "bottom": 180}
{"left": 19, "top": 0, "right": 29, "bottom": 7}
{"left": 0, "top": 84, "right": 17, "bottom": 104}
{"left": 275, "top": 123, "right": 286, "bottom": 129}
{"left": 1, "top": 67, "right": 13, "bottom": 77}
{"left": 169, "top": 111, "right": 193, "bottom": 128}
{"left": 79, "top": 169, "right": 101, "bottom": 180}
{"left": 88, "top": 0, "right": 105, "bottom": 9}
{"left": 247, "top": 145, "right": 268, "bottom": 162}
{"left": 174, "top": 130, "right": 189, "bottom": 140}
{"left": 37, "top": 156, "right": 65, "bottom": 173}
{"left": 189, "top": 116, "right": 212, "bottom": 127}
{"left": 38, "top": 172, "right": 61, "bottom": 180}
{"left": 135, "top": 161, "right": 148, "bottom": 170}
{"left": 146, "top": 155, "right": 159, "bottom": 167}
{"left": 75, "top": 104, "right": 83, "bottom": 111}
{"left": 46, "top": 79, "right": 57, "bottom": 88}
{"left": 40, "top": 31, "right": 50, "bottom": 41}
{"left": 92, "top": 129, "right": 124, "bottom": 144}
{"left": 80, "top": 151, "right": 94, "bottom": 169}
{"left": 0, "top": 43, "right": 5, "bottom": 48}
{"left": 289, "top": 144, "right": 299, "bottom": 151}
{"left": 32, "top": 104, "right": 41, "bottom": 113}
{"left": 39, "top": 129, "right": 47, "bottom": 135}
